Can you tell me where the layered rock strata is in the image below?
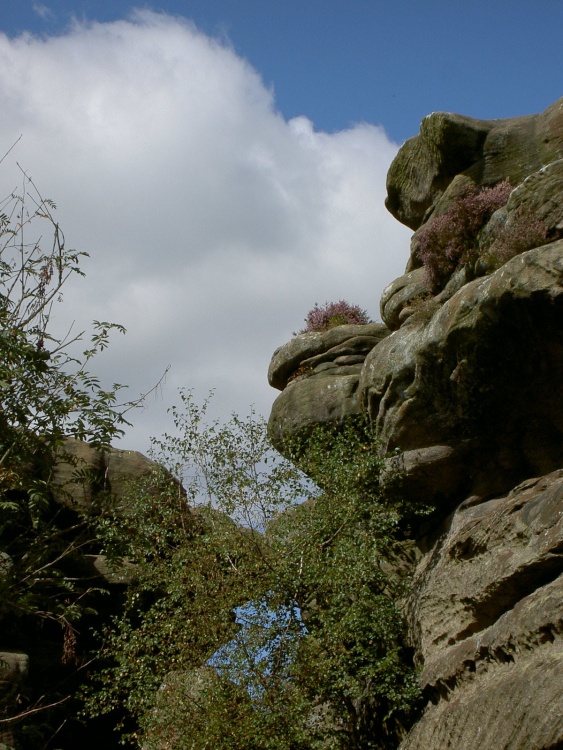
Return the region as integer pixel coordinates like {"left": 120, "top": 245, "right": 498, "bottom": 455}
{"left": 267, "top": 98, "right": 563, "bottom": 749}
{"left": 268, "top": 323, "right": 389, "bottom": 449}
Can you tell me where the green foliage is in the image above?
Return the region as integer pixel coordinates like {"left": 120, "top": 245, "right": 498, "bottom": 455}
{"left": 87, "top": 395, "right": 425, "bottom": 749}
{"left": 0, "top": 168, "right": 145, "bottom": 744}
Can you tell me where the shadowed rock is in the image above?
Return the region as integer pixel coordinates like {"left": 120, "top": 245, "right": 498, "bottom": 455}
{"left": 360, "top": 241, "right": 563, "bottom": 505}
{"left": 267, "top": 98, "right": 563, "bottom": 750}
{"left": 400, "top": 470, "right": 563, "bottom": 750}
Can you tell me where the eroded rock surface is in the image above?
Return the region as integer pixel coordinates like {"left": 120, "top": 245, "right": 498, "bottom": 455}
{"left": 52, "top": 438, "right": 158, "bottom": 510}
{"left": 361, "top": 241, "right": 563, "bottom": 506}
{"left": 386, "top": 97, "right": 563, "bottom": 231}
{"left": 401, "top": 470, "right": 563, "bottom": 750}
{"left": 268, "top": 324, "right": 389, "bottom": 450}
{"left": 267, "top": 98, "right": 563, "bottom": 750}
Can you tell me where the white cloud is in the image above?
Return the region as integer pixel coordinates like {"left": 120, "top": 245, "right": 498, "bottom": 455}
{"left": 0, "top": 10, "right": 411, "bottom": 452}
{"left": 32, "top": 3, "right": 54, "bottom": 20}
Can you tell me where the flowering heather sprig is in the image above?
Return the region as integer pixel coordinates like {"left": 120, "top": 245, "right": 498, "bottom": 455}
{"left": 415, "top": 180, "right": 512, "bottom": 290}
{"left": 483, "top": 207, "right": 550, "bottom": 270}
{"left": 296, "top": 300, "right": 372, "bottom": 334}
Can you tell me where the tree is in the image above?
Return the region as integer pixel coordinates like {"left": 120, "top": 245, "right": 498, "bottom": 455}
{"left": 87, "top": 392, "right": 425, "bottom": 749}
{"left": 0, "top": 166, "right": 149, "bottom": 747}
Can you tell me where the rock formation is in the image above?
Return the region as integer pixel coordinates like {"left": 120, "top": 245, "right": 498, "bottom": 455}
{"left": 268, "top": 323, "right": 390, "bottom": 447}
{"left": 267, "top": 97, "right": 563, "bottom": 749}
{"left": 0, "top": 440, "right": 159, "bottom": 749}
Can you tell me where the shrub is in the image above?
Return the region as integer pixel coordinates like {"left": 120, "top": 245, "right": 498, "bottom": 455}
{"left": 297, "top": 300, "right": 372, "bottom": 334}
{"left": 85, "top": 397, "right": 426, "bottom": 749}
{"left": 481, "top": 206, "right": 550, "bottom": 271}
{"left": 415, "top": 180, "right": 512, "bottom": 290}
{"left": 0, "top": 166, "right": 155, "bottom": 747}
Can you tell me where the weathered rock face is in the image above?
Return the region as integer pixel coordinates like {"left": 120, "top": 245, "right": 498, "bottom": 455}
{"left": 361, "top": 241, "right": 563, "bottom": 507}
{"left": 267, "top": 98, "right": 563, "bottom": 750}
{"left": 1, "top": 439, "right": 161, "bottom": 749}
{"left": 51, "top": 438, "right": 158, "bottom": 510}
{"left": 401, "top": 470, "right": 563, "bottom": 750}
{"left": 268, "top": 324, "right": 390, "bottom": 451}
{"left": 386, "top": 97, "right": 563, "bottom": 232}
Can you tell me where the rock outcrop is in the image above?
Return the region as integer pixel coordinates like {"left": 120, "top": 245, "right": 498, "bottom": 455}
{"left": 267, "top": 98, "right": 563, "bottom": 749}
{"left": 402, "top": 469, "right": 563, "bottom": 750}
{"left": 385, "top": 97, "right": 563, "bottom": 232}
{"left": 268, "top": 323, "right": 389, "bottom": 451}
{"left": 0, "top": 439, "right": 161, "bottom": 749}
{"left": 51, "top": 438, "right": 158, "bottom": 511}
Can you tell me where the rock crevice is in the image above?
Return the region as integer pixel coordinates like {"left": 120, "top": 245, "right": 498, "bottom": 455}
{"left": 267, "top": 97, "right": 563, "bottom": 750}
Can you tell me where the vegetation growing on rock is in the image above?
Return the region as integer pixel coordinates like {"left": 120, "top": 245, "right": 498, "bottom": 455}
{"left": 0, "top": 171, "right": 156, "bottom": 747}
{"left": 296, "top": 300, "right": 372, "bottom": 334}
{"left": 85, "top": 396, "right": 425, "bottom": 749}
{"left": 413, "top": 180, "right": 510, "bottom": 289}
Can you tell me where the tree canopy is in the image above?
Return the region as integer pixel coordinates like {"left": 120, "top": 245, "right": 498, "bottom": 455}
{"left": 0, "top": 168, "right": 424, "bottom": 750}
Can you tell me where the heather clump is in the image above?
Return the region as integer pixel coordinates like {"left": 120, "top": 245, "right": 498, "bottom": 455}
{"left": 415, "top": 180, "right": 512, "bottom": 290}
{"left": 481, "top": 207, "right": 550, "bottom": 271}
{"left": 297, "top": 300, "right": 372, "bottom": 334}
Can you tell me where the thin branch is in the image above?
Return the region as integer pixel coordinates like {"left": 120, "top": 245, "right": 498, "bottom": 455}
{"left": 0, "top": 135, "right": 22, "bottom": 168}
{"left": 0, "top": 695, "right": 70, "bottom": 724}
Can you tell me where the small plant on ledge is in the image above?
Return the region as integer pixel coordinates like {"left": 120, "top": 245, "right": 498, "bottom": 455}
{"left": 296, "top": 299, "right": 372, "bottom": 334}
{"left": 415, "top": 179, "right": 512, "bottom": 290}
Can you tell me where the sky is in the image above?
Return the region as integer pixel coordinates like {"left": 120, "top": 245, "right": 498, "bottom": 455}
{"left": 0, "top": 1, "right": 561, "bottom": 453}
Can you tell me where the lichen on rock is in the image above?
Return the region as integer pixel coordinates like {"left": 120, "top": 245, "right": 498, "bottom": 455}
{"left": 266, "top": 97, "right": 563, "bottom": 750}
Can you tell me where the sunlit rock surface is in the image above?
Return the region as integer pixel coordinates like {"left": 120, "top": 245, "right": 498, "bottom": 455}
{"left": 267, "top": 98, "right": 563, "bottom": 750}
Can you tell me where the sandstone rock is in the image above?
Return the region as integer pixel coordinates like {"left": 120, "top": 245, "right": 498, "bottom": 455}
{"left": 301, "top": 335, "right": 387, "bottom": 370}
{"left": 83, "top": 554, "right": 136, "bottom": 585}
{"left": 400, "top": 634, "right": 562, "bottom": 750}
{"left": 268, "top": 323, "right": 389, "bottom": 391}
{"left": 386, "top": 112, "right": 492, "bottom": 230}
{"left": 382, "top": 444, "right": 472, "bottom": 509}
{"left": 268, "top": 373, "right": 361, "bottom": 452}
{"left": 379, "top": 267, "right": 430, "bottom": 330}
{"left": 400, "top": 470, "right": 563, "bottom": 750}
{"left": 386, "top": 98, "right": 563, "bottom": 231}
{"left": 51, "top": 438, "right": 159, "bottom": 510}
{"left": 360, "top": 241, "right": 563, "bottom": 506}
{"left": 268, "top": 324, "right": 390, "bottom": 452}
{"left": 266, "top": 99, "right": 563, "bottom": 749}
{"left": 507, "top": 158, "right": 563, "bottom": 234}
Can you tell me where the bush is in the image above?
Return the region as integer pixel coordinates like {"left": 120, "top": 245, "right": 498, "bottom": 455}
{"left": 85, "top": 396, "right": 426, "bottom": 749}
{"left": 415, "top": 180, "right": 512, "bottom": 290}
{"left": 481, "top": 206, "right": 550, "bottom": 271}
{"left": 296, "top": 300, "right": 372, "bottom": 334}
{"left": 0, "top": 167, "right": 148, "bottom": 746}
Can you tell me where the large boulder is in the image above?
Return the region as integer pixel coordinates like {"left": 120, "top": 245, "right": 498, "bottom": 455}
{"left": 268, "top": 324, "right": 389, "bottom": 451}
{"left": 386, "top": 97, "right": 563, "bottom": 231}
{"left": 266, "top": 100, "right": 563, "bottom": 749}
{"left": 400, "top": 469, "right": 563, "bottom": 750}
{"left": 51, "top": 438, "right": 159, "bottom": 510}
{"left": 360, "top": 241, "right": 563, "bottom": 508}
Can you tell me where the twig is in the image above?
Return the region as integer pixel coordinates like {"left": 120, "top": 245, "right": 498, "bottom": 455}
{"left": 0, "top": 695, "right": 70, "bottom": 724}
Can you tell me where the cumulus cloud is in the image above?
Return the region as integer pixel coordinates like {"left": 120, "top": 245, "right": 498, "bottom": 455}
{"left": 0, "top": 10, "right": 411, "bottom": 451}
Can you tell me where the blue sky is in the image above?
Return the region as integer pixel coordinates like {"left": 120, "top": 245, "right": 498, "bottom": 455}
{"left": 3, "top": 1, "right": 562, "bottom": 141}
{"left": 0, "top": 2, "right": 560, "bottom": 451}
